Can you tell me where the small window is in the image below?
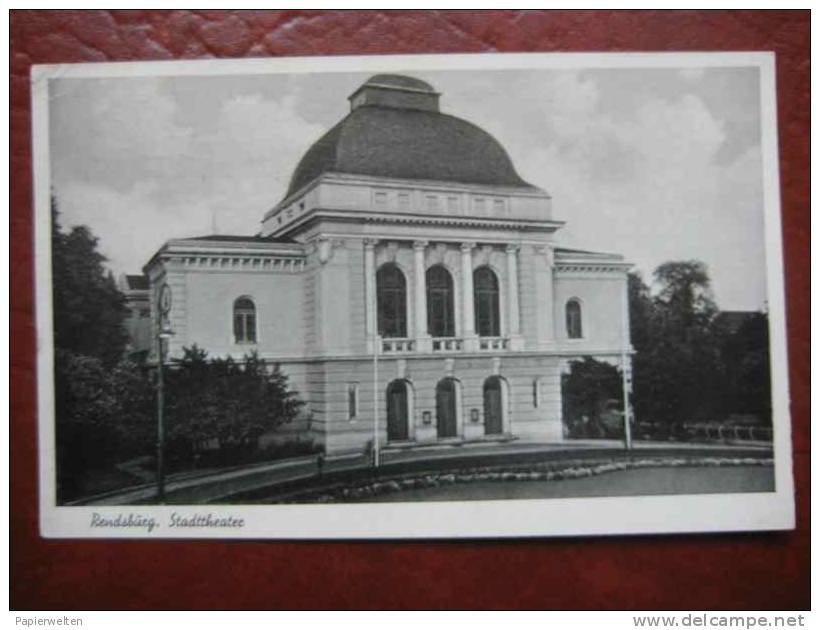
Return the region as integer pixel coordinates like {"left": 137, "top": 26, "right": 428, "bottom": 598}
{"left": 447, "top": 196, "right": 459, "bottom": 213}
{"left": 493, "top": 199, "right": 505, "bottom": 213}
{"left": 474, "top": 197, "right": 486, "bottom": 213}
{"left": 233, "top": 297, "right": 257, "bottom": 344}
{"left": 533, "top": 378, "right": 543, "bottom": 408}
{"left": 398, "top": 192, "right": 410, "bottom": 211}
{"left": 374, "top": 191, "right": 388, "bottom": 208}
{"left": 426, "top": 195, "right": 439, "bottom": 212}
{"left": 566, "top": 299, "right": 583, "bottom": 339}
{"left": 347, "top": 384, "right": 359, "bottom": 420}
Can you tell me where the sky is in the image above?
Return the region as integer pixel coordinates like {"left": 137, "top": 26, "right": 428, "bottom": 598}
{"left": 49, "top": 64, "right": 768, "bottom": 311}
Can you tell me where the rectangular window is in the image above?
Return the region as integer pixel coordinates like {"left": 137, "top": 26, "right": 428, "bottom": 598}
{"left": 347, "top": 384, "right": 358, "bottom": 420}
{"left": 398, "top": 192, "right": 410, "bottom": 211}
{"left": 533, "top": 379, "right": 540, "bottom": 408}
{"left": 374, "top": 191, "right": 388, "bottom": 208}
{"left": 426, "top": 195, "right": 439, "bottom": 211}
{"left": 447, "top": 196, "right": 459, "bottom": 213}
{"left": 493, "top": 198, "right": 505, "bottom": 214}
{"left": 474, "top": 197, "right": 486, "bottom": 213}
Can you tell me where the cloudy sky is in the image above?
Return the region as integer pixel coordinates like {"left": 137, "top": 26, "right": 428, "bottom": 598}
{"left": 50, "top": 64, "right": 767, "bottom": 310}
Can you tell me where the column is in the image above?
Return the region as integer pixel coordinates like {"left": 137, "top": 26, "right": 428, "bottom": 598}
{"left": 461, "top": 242, "right": 478, "bottom": 351}
{"left": 534, "top": 245, "right": 555, "bottom": 349}
{"left": 506, "top": 244, "right": 523, "bottom": 350}
{"left": 364, "top": 238, "right": 376, "bottom": 352}
{"left": 413, "top": 240, "right": 431, "bottom": 353}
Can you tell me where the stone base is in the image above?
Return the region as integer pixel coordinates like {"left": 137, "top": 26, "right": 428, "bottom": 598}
{"left": 512, "top": 420, "right": 564, "bottom": 443}
{"left": 415, "top": 424, "right": 438, "bottom": 444}
{"left": 463, "top": 422, "right": 485, "bottom": 441}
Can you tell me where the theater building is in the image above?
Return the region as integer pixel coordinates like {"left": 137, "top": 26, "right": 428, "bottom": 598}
{"left": 144, "top": 74, "right": 632, "bottom": 455}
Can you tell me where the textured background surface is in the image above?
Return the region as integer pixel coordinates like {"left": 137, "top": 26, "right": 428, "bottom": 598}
{"left": 10, "top": 10, "right": 809, "bottom": 610}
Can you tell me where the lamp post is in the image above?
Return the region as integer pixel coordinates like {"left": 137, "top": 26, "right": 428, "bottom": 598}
{"left": 620, "top": 275, "right": 633, "bottom": 451}
{"left": 156, "top": 283, "right": 174, "bottom": 503}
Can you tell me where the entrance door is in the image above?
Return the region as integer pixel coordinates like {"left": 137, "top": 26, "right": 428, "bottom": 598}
{"left": 484, "top": 377, "right": 503, "bottom": 435}
{"left": 436, "top": 379, "right": 458, "bottom": 438}
{"left": 387, "top": 380, "right": 409, "bottom": 442}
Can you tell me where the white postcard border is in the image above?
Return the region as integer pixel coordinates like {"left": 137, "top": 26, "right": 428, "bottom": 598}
{"left": 31, "top": 51, "right": 795, "bottom": 539}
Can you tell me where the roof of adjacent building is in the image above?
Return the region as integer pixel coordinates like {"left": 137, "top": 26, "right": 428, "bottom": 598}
{"left": 283, "top": 74, "right": 536, "bottom": 199}
{"left": 179, "top": 234, "right": 296, "bottom": 244}
{"left": 123, "top": 274, "right": 149, "bottom": 290}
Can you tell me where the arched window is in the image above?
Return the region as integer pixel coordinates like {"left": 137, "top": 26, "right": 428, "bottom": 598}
{"left": 566, "top": 298, "right": 583, "bottom": 339}
{"left": 474, "top": 266, "right": 500, "bottom": 337}
{"left": 233, "top": 297, "right": 257, "bottom": 343}
{"left": 377, "top": 263, "right": 407, "bottom": 338}
{"left": 426, "top": 265, "right": 455, "bottom": 338}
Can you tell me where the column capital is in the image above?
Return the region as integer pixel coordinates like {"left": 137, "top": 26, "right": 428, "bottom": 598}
{"left": 412, "top": 240, "right": 429, "bottom": 251}
{"left": 460, "top": 241, "right": 476, "bottom": 253}
{"left": 505, "top": 243, "right": 521, "bottom": 254}
{"left": 363, "top": 238, "right": 378, "bottom": 250}
{"left": 536, "top": 245, "right": 554, "bottom": 266}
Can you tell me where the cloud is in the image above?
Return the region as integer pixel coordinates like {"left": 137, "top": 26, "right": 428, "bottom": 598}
{"left": 679, "top": 67, "right": 706, "bottom": 81}
{"left": 50, "top": 69, "right": 768, "bottom": 310}
{"left": 507, "top": 79, "right": 764, "bottom": 310}
{"left": 52, "top": 79, "right": 326, "bottom": 271}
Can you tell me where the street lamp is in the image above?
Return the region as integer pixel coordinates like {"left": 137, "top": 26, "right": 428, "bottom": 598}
{"left": 155, "top": 282, "right": 174, "bottom": 503}
{"left": 155, "top": 317, "right": 174, "bottom": 503}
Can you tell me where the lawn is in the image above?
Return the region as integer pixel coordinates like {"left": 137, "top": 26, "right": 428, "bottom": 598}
{"left": 341, "top": 465, "right": 775, "bottom": 503}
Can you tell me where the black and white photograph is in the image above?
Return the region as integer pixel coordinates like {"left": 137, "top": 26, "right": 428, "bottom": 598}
{"left": 32, "top": 52, "right": 794, "bottom": 538}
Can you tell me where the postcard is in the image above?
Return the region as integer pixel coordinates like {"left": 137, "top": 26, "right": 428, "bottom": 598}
{"left": 32, "top": 51, "right": 794, "bottom": 538}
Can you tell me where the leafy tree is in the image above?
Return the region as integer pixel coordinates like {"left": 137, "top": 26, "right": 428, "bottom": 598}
{"left": 164, "top": 346, "right": 306, "bottom": 466}
{"left": 54, "top": 350, "right": 154, "bottom": 501}
{"left": 718, "top": 312, "right": 772, "bottom": 423}
{"left": 51, "top": 195, "right": 128, "bottom": 366}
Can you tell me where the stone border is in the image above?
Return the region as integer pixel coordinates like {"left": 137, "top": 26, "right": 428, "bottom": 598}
{"left": 286, "top": 456, "right": 774, "bottom": 503}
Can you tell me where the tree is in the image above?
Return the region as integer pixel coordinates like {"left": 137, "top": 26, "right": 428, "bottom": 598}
{"left": 54, "top": 350, "right": 154, "bottom": 501}
{"left": 629, "top": 261, "right": 724, "bottom": 428}
{"left": 718, "top": 312, "right": 772, "bottom": 423}
{"left": 51, "top": 195, "right": 128, "bottom": 366}
{"left": 164, "top": 346, "right": 306, "bottom": 466}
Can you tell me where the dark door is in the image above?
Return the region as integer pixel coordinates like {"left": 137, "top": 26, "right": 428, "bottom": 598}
{"left": 484, "top": 377, "right": 503, "bottom": 435}
{"left": 436, "top": 379, "right": 458, "bottom": 438}
{"left": 387, "top": 381, "right": 409, "bottom": 442}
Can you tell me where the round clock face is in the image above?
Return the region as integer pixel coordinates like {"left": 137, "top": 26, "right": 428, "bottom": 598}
{"left": 158, "top": 283, "right": 172, "bottom": 316}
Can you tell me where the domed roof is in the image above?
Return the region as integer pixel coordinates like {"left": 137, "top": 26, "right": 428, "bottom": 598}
{"left": 283, "top": 75, "right": 535, "bottom": 199}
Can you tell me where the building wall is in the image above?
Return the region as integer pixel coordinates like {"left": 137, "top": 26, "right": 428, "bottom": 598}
{"left": 167, "top": 268, "right": 307, "bottom": 360}
{"left": 288, "top": 354, "right": 566, "bottom": 455}
{"left": 553, "top": 273, "right": 627, "bottom": 350}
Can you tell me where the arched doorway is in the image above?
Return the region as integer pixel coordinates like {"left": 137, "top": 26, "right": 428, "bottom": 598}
{"left": 386, "top": 380, "right": 410, "bottom": 442}
{"left": 436, "top": 378, "right": 458, "bottom": 438}
{"left": 483, "top": 376, "right": 505, "bottom": 435}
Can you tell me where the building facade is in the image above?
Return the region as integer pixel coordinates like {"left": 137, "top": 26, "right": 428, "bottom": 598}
{"left": 144, "top": 74, "right": 632, "bottom": 455}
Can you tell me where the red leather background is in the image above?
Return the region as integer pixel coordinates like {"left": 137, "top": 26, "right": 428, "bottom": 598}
{"left": 10, "top": 10, "right": 809, "bottom": 610}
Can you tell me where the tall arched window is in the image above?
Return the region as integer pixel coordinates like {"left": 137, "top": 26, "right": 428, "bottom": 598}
{"left": 233, "top": 297, "right": 257, "bottom": 343}
{"left": 566, "top": 298, "right": 583, "bottom": 339}
{"left": 426, "top": 265, "right": 455, "bottom": 338}
{"left": 474, "top": 266, "right": 500, "bottom": 337}
{"left": 377, "top": 263, "right": 407, "bottom": 338}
